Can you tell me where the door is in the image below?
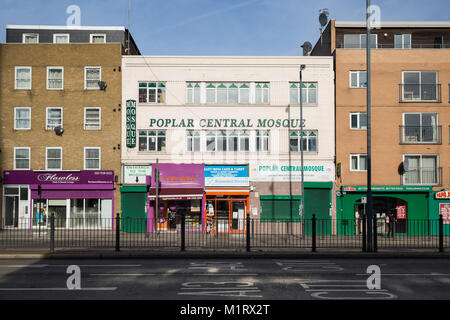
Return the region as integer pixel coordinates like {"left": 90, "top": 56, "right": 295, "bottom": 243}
{"left": 230, "top": 200, "right": 246, "bottom": 232}
{"left": 48, "top": 206, "right": 67, "bottom": 228}
{"left": 4, "top": 196, "right": 19, "bottom": 228}
{"left": 216, "top": 200, "right": 229, "bottom": 232}
{"left": 304, "top": 188, "right": 331, "bottom": 235}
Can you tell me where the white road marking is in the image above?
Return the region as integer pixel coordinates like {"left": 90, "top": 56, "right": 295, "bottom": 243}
{"left": 0, "top": 287, "right": 117, "bottom": 291}
{"left": 192, "top": 274, "right": 258, "bottom": 276}
{"left": 89, "top": 273, "right": 156, "bottom": 276}
{"left": 0, "top": 265, "right": 48, "bottom": 268}
{"left": 48, "top": 265, "right": 142, "bottom": 267}
{"left": 356, "top": 273, "right": 450, "bottom": 276}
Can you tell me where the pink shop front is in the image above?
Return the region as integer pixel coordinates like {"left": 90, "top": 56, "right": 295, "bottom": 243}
{"left": 2, "top": 170, "right": 115, "bottom": 229}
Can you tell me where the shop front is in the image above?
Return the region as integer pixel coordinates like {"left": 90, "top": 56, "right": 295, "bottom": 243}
{"left": 337, "top": 185, "right": 432, "bottom": 235}
{"left": 430, "top": 190, "right": 450, "bottom": 235}
{"left": 147, "top": 164, "right": 204, "bottom": 232}
{"left": 2, "top": 170, "right": 115, "bottom": 229}
{"left": 204, "top": 165, "right": 249, "bottom": 233}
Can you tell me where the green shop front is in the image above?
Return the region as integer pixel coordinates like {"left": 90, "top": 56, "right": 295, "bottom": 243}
{"left": 336, "top": 185, "right": 433, "bottom": 236}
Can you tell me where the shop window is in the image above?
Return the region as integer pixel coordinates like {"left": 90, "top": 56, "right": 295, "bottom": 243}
{"left": 139, "top": 130, "right": 166, "bottom": 152}
{"left": 139, "top": 82, "right": 166, "bottom": 103}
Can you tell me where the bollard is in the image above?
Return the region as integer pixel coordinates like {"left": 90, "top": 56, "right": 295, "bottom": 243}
{"left": 312, "top": 214, "right": 316, "bottom": 252}
{"left": 181, "top": 213, "right": 186, "bottom": 252}
{"left": 115, "top": 213, "right": 120, "bottom": 252}
{"left": 439, "top": 215, "right": 444, "bottom": 253}
{"left": 50, "top": 213, "right": 55, "bottom": 253}
{"left": 246, "top": 214, "right": 250, "bottom": 252}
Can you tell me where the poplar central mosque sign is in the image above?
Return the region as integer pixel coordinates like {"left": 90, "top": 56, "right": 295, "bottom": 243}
{"left": 149, "top": 118, "right": 306, "bottom": 128}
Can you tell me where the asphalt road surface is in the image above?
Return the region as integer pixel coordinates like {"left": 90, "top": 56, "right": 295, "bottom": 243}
{"left": 0, "top": 258, "right": 449, "bottom": 300}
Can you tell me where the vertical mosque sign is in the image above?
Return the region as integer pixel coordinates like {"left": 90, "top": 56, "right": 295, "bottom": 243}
{"left": 126, "top": 99, "right": 136, "bottom": 148}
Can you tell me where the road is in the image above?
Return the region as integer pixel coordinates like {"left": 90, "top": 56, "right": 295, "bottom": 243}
{"left": 0, "top": 258, "right": 449, "bottom": 301}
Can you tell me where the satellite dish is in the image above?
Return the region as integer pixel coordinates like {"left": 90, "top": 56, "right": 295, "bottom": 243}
{"left": 54, "top": 126, "right": 64, "bottom": 136}
{"left": 319, "top": 9, "right": 329, "bottom": 27}
{"left": 98, "top": 81, "right": 107, "bottom": 90}
{"left": 301, "top": 41, "right": 312, "bottom": 56}
{"left": 398, "top": 161, "right": 409, "bottom": 175}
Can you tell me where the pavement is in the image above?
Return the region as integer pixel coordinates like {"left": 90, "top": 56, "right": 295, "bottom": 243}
{"left": 0, "top": 248, "right": 449, "bottom": 259}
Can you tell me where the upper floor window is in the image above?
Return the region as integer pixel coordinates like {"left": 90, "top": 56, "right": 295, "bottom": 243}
{"left": 15, "top": 67, "right": 31, "bottom": 90}
{"left": 186, "top": 82, "right": 201, "bottom": 104}
{"left": 289, "top": 82, "right": 318, "bottom": 105}
{"left": 402, "top": 113, "right": 439, "bottom": 144}
{"left": 22, "top": 33, "right": 38, "bottom": 43}
{"left": 350, "top": 112, "right": 367, "bottom": 130}
{"left": 47, "top": 67, "right": 64, "bottom": 90}
{"left": 289, "top": 130, "right": 317, "bottom": 152}
{"left": 256, "top": 130, "right": 270, "bottom": 152}
{"left": 84, "top": 108, "right": 101, "bottom": 130}
{"left": 139, "top": 130, "right": 166, "bottom": 152}
{"left": 139, "top": 82, "right": 166, "bottom": 103}
{"left": 349, "top": 71, "right": 367, "bottom": 88}
{"left": 206, "top": 83, "right": 250, "bottom": 104}
{"left": 343, "top": 34, "right": 377, "bottom": 48}
{"left": 84, "top": 147, "right": 101, "bottom": 170}
{"left": 85, "top": 67, "right": 101, "bottom": 90}
{"left": 186, "top": 130, "right": 201, "bottom": 152}
{"left": 206, "top": 130, "right": 249, "bottom": 152}
{"left": 14, "top": 147, "right": 30, "bottom": 170}
{"left": 90, "top": 34, "right": 106, "bottom": 43}
{"left": 53, "top": 34, "right": 70, "bottom": 43}
{"left": 46, "top": 147, "right": 62, "bottom": 170}
{"left": 255, "top": 83, "right": 270, "bottom": 104}
{"left": 14, "top": 107, "right": 31, "bottom": 130}
{"left": 350, "top": 154, "right": 367, "bottom": 172}
{"left": 403, "top": 155, "right": 439, "bottom": 185}
{"left": 46, "top": 107, "right": 63, "bottom": 130}
{"left": 394, "top": 34, "right": 411, "bottom": 49}
{"left": 402, "top": 71, "right": 438, "bottom": 101}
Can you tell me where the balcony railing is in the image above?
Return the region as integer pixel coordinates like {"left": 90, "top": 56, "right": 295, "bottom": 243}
{"left": 399, "top": 84, "right": 441, "bottom": 102}
{"left": 403, "top": 167, "right": 442, "bottom": 186}
{"left": 337, "top": 43, "right": 450, "bottom": 49}
{"left": 399, "top": 126, "right": 442, "bottom": 144}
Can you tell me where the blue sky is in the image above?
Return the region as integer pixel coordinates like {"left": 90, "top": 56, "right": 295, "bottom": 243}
{"left": 1, "top": 0, "right": 449, "bottom": 55}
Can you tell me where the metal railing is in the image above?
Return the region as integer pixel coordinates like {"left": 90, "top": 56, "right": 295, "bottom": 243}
{"left": 337, "top": 43, "right": 450, "bottom": 49}
{"left": 0, "top": 214, "right": 448, "bottom": 252}
{"left": 399, "top": 126, "right": 442, "bottom": 144}
{"left": 398, "top": 84, "right": 441, "bottom": 102}
{"left": 402, "top": 167, "right": 442, "bottom": 186}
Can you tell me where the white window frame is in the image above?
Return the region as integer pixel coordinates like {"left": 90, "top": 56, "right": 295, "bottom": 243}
{"left": 15, "top": 66, "right": 32, "bottom": 90}
{"left": 186, "top": 82, "right": 201, "bottom": 104}
{"left": 254, "top": 82, "right": 270, "bottom": 105}
{"left": 256, "top": 130, "right": 270, "bottom": 152}
{"left": 90, "top": 34, "right": 106, "bottom": 43}
{"left": 394, "top": 34, "right": 411, "bottom": 49}
{"left": 138, "top": 82, "right": 166, "bottom": 104}
{"left": 343, "top": 34, "right": 378, "bottom": 49}
{"left": 186, "top": 130, "right": 201, "bottom": 152}
{"left": 402, "top": 70, "right": 438, "bottom": 101}
{"left": 350, "top": 112, "right": 368, "bottom": 130}
{"left": 14, "top": 147, "right": 31, "bottom": 170}
{"left": 22, "top": 33, "right": 39, "bottom": 44}
{"left": 84, "top": 147, "right": 101, "bottom": 170}
{"left": 45, "top": 147, "right": 63, "bottom": 170}
{"left": 138, "top": 130, "right": 167, "bottom": 152}
{"left": 84, "top": 107, "right": 101, "bottom": 130}
{"left": 53, "top": 34, "right": 70, "bottom": 43}
{"left": 84, "top": 67, "right": 102, "bottom": 90}
{"left": 46, "top": 107, "right": 63, "bottom": 131}
{"left": 46, "top": 67, "right": 64, "bottom": 90}
{"left": 289, "top": 82, "right": 318, "bottom": 105}
{"left": 289, "top": 130, "right": 318, "bottom": 153}
{"left": 349, "top": 71, "right": 367, "bottom": 88}
{"left": 402, "top": 112, "right": 439, "bottom": 143}
{"left": 350, "top": 154, "right": 368, "bottom": 172}
{"left": 402, "top": 154, "right": 439, "bottom": 185}
{"left": 14, "top": 107, "right": 31, "bottom": 130}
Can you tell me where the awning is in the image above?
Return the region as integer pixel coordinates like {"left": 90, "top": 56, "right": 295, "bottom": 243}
{"left": 148, "top": 188, "right": 204, "bottom": 200}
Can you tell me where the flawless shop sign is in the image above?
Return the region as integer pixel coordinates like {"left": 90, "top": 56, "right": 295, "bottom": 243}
{"left": 3, "top": 171, "right": 114, "bottom": 185}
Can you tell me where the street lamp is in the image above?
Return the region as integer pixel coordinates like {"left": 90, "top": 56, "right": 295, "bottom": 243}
{"left": 299, "top": 64, "right": 306, "bottom": 235}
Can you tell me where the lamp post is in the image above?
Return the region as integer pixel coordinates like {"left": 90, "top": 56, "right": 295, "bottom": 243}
{"left": 299, "top": 64, "right": 306, "bottom": 235}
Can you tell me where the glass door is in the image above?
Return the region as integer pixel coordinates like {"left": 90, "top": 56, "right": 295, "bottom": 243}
{"left": 216, "top": 200, "right": 230, "bottom": 233}
{"left": 230, "top": 200, "right": 246, "bottom": 232}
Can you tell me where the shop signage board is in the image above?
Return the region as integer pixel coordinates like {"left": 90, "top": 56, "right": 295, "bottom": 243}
{"left": 204, "top": 165, "right": 249, "bottom": 187}
{"left": 148, "top": 118, "right": 306, "bottom": 129}
{"left": 126, "top": 99, "right": 137, "bottom": 148}
{"left": 3, "top": 170, "right": 114, "bottom": 185}
{"left": 250, "top": 161, "right": 334, "bottom": 182}
{"left": 396, "top": 206, "right": 407, "bottom": 220}
{"left": 152, "top": 163, "right": 204, "bottom": 188}
{"left": 342, "top": 186, "right": 433, "bottom": 192}
{"left": 440, "top": 204, "right": 450, "bottom": 224}
{"left": 435, "top": 191, "right": 450, "bottom": 199}
{"left": 123, "top": 165, "right": 152, "bottom": 184}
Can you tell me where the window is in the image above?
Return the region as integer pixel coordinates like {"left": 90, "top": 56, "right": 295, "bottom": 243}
{"left": 139, "top": 82, "right": 166, "bottom": 103}
{"left": 403, "top": 155, "right": 438, "bottom": 185}
{"left": 402, "top": 113, "right": 438, "bottom": 143}
{"left": 205, "top": 83, "right": 250, "bottom": 104}
{"left": 350, "top": 112, "right": 368, "bottom": 129}
{"left": 90, "top": 34, "right": 106, "bottom": 43}
{"left": 255, "top": 83, "right": 270, "bottom": 104}
{"left": 205, "top": 131, "right": 249, "bottom": 152}
{"left": 187, "top": 130, "right": 201, "bottom": 152}
{"left": 289, "top": 82, "right": 317, "bottom": 104}
{"left": 15, "top": 67, "right": 32, "bottom": 90}
{"left": 46, "top": 107, "right": 63, "bottom": 130}
{"left": 46, "top": 147, "right": 62, "bottom": 170}
{"left": 84, "top": 147, "right": 101, "bottom": 170}
{"left": 186, "top": 82, "right": 201, "bottom": 104}
{"left": 47, "top": 67, "right": 64, "bottom": 90}
{"left": 14, "top": 107, "right": 31, "bottom": 130}
{"left": 350, "top": 154, "right": 367, "bottom": 171}
{"left": 289, "top": 130, "right": 317, "bottom": 152}
{"left": 84, "top": 108, "right": 101, "bottom": 130}
{"left": 343, "top": 34, "right": 377, "bottom": 48}
{"left": 138, "top": 130, "right": 166, "bottom": 152}
{"left": 14, "top": 147, "right": 30, "bottom": 170}
{"left": 85, "top": 67, "right": 101, "bottom": 90}
{"left": 22, "top": 33, "right": 38, "bottom": 43}
{"left": 256, "top": 130, "right": 270, "bottom": 152}
{"left": 349, "top": 71, "right": 367, "bottom": 88}
{"left": 394, "top": 34, "right": 411, "bottom": 49}
{"left": 402, "top": 71, "right": 438, "bottom": 101}
{"left": 53, "top": 34, "right": 70, "bottom": 43}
